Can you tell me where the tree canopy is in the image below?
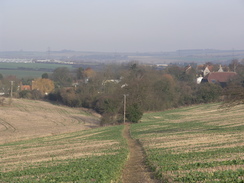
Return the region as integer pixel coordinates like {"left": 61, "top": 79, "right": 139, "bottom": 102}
{"left": 51, "top": 67, "right": 72, "bottom": 87}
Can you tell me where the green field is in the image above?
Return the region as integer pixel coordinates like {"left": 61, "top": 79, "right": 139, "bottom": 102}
{"left": 0, "top": 125, "right": 128, "bottom": 182}
{"left": 0, "top": 63, "right": 73, "bottom": 78}
{"left": 1, "top": 103, "right": 243, "bottom": 182}
{"left": 131, "top": 104, "right": 244, "bottom": 182}
{"left": 0, "top": 70, "right": 52, "bottom": 78}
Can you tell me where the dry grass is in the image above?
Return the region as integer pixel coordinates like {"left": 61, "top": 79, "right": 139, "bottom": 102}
{"left": 147, "top": 133, "right": 243, "bottom": 149}
{"left": 0, "top": 98, "right": 108, "bottom": 172}
{"left": 0, "top": 98, "right": 100, "bottom": 144}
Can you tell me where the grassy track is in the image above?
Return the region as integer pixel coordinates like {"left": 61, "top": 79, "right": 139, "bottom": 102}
{"left": 0, "top": 125, "right": 128, "bottom": 182}
{"left": 130, "top": 104, "right": 244, "bottom": 182}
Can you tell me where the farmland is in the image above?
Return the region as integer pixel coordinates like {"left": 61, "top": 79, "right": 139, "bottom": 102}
{"left": 0, "top": 98, "right": 128, "bottom": 182}
{"left": 0, "top": 62, "right": 73, "bottom": 78}
{"left": 0, "top": 99, "right": 243, "bottom": 182}
{"left": 0, "top": 125, "right": 128, "bottom": 182}
{"left": 0, "top": 98, "right": 100, "bottom": 144}
{"left": 131, "top": 103, "right": 244, "bottom": 182}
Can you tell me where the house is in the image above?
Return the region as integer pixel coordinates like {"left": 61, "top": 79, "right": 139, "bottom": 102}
{"left": 20, "top": 84, "right": 32, "bottom": 91}
{"left": 203, "top": 65, "right": 214, "bottom": 77}
{"left": 196, "top": 77, "right": 203, "bottom": 84}
{"left": 201, "top": 72, "right": 237, "bottom": 87}
{"left": 102, "top": 79, "right": 120, "bottom": 85}
{"left": 218, "top": 65, "right": 224, "bottom": 72}
{"left": 196, "top": 65, "right": 212, "bottom": 77}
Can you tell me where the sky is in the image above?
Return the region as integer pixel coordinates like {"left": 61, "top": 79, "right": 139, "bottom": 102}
{"left": 0, "top": 0, "right": 244, "bottom": 52}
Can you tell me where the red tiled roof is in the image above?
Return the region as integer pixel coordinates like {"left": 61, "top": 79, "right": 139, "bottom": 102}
{"left": 204, "top": 72, "right": 237, "bottom": 83}
{"left": 21, "top": 85, "right": 31, "bottom": 90}
{"left": 207, "top": 65, "right": 214, "bottom": 72}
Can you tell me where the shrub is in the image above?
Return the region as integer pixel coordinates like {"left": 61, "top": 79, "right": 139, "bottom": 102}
{"left": 47, "top": 90, "right": 62, "bottom": 102}
{"left": 19, "top": 90, "right": 43, "bottom": 100}
{"left": 195, "top": 83, "right": 222, "bottom": 103}
{"left": 126, "top": 103, "right": 143, "bottom": 123}
{"left": 60, "top": 88, "right": 81, "bottom": 107}
{"left": 19, "top": 90, "right": 32, "bottom": 99}
{"left": 31, "top": 89, "right": 43, "bottom": 100}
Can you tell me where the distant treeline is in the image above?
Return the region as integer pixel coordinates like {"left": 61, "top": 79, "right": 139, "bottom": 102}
{"left": 46, "top": 61, "right": 244, "bottom": 125}
{"left": 1, "top": 60, "right": 243, "bottom": 125}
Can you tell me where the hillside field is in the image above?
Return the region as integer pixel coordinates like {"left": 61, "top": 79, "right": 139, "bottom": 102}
{"left": 0, "top": 100, "right": 243, "bottom": 182}
{"left": 0, "top": 98, "right": 101, "bottom": 143}
{"left": 131, "top": 103, "right": 244, "bottom": 182}
{"left": 0, "top": 98, "right": 129, "bottom": 182}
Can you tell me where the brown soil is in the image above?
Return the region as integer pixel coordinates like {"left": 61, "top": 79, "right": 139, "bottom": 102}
{"left": 122, "top": 123, "right": 161, "bottom": 183}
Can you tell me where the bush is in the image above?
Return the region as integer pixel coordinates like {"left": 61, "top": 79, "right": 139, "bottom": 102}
{"left": 100, "top": 113, "right": 118, "bottom": 126}
{"left": 60, "top": 88, "right": 82, "bottom": 107}
{"left": 19, "top": 90, "right": 43, "bottom": 100}
{"left": 31, "top": 89, "right": 43, "bottom": 100}
{"left": 19, "top": 90, "right": 32, "bottom": 99}
{"left": 126, "top": 103, "right": 143, "bottom": 123}
{"left": 47, "top": 90, "right": 62, "bottom": 102}
{"left": 93, "top": 96, "right": 119, "bottom": 114}
{"left": 195, "top": 83, "right": 222, "bottom": 103}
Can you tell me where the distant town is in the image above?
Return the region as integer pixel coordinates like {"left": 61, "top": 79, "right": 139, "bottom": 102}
{"left": 0, "top": 49, "right": 244, "bottom": 66}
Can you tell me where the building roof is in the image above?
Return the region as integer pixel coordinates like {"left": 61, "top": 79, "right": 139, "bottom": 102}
{"left": 206, "top": 65, "right": 214, "bottom": 72}
{"left": 21, "top": 85, "right": 31, "bottom": 90}
{"left": 203, "top": 72, "right": 237, "bottom": 83}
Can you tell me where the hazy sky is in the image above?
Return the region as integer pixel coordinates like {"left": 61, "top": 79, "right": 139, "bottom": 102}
{"left": 1, "top": 0, "right": 244, "bottom": 52}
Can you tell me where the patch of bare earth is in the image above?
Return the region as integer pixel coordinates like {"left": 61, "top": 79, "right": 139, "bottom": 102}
{"left": 122, "top": 124, "right": 160, "bottom": 183}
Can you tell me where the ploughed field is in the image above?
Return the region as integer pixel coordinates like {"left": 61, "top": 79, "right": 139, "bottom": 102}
{"left": 131, "top": 103, "right": 244, "bottom": 182}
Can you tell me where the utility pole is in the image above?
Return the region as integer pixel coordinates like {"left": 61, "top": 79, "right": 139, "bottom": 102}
{"left": 123, "top": 94, "right": 127, "bottom": 124}
{"left": 10, "top": 81, "right": 14, "bottom": 98}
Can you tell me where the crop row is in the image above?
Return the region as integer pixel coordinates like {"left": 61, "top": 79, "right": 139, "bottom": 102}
{"left": 0, "top": 125, "right": 128, "bottom": 182}
{"left": 1, "top": 154, "right": 127, "bottom": 183}
{"left": 174, "top": 169, "right": 244, "bottom": 183}
{"left": 131, "top": 104, "right": 244, "bottom": 182}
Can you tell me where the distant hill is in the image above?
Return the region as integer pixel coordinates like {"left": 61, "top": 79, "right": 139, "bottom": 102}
{"left": 1, "top": 49, "right": 244, "bottom": 65}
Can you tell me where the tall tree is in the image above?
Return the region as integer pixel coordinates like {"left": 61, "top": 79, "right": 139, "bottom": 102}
{"left": 42, "top": 73, "right": 49, "bottom": 79}
{"left": 83, "top": 68, "right": 96, "bottom": 79}
{"left": 52, "top": 67, "right": 72, "bottom": 87}
{"left": 76, "top": 67, "right": 84, "bottom": 80}
{"left": 229, "top": 59, "right": 239, "bottom": 72}
{"left": 32, "top": 78, "right": 55, "bottom": 95}
{"left": 223, "top": 63, "right": 244, "bottom": 107}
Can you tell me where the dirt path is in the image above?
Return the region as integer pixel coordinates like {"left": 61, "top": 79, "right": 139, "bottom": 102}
{"left": 122, "top": 123, "right": 161, "bottom": 183}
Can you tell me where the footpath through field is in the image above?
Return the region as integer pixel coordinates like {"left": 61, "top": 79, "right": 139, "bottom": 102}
{"left": 122, "top": 123, "right": 161, "bottom": 183}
